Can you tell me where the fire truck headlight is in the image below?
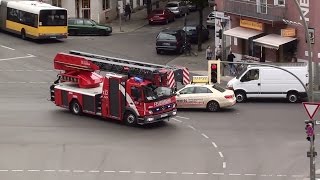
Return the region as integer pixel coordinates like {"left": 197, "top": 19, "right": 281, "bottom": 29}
{"left": 148, "top": 110, "right": 153, "bottom": 114}
{"left": 172, "top": 103, "right": 176, "bottom": 108}
{"left": 147, "top": 117, "right": 154, "bottom": 121}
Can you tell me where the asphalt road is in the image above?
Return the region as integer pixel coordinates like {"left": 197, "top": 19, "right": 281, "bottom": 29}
{"left": 0, "top": 8, "right": 316, "bottom": 180}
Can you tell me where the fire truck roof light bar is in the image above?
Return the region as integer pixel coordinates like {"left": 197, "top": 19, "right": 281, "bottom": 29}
{"left": 69, "top": 50, "right": 178, "bottom": 70}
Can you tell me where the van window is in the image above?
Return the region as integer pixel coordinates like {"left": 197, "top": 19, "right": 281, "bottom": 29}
{"left": 241, "top": 69, "right": 259, "bottom": 82}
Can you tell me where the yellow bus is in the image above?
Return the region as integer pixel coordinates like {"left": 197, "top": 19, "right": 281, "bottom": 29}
{"left": 0, "top": 0, "right": 67, "bottom": 40}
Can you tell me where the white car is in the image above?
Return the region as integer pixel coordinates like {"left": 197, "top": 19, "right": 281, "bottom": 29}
{"left": 176, "top": 84, "right": 236, "bottom": 112}
{"left": 206, "top": 11, "right": 215, "bottom": 28}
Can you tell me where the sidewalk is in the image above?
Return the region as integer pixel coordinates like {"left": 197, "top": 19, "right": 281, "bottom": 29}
{"left": 107, "top": 2, "right": 167, "bottom": 34}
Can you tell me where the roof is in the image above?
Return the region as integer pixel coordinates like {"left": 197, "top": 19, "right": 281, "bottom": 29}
{"left": 223, "top": 27, "right": 263, "bottom": 40}
{"left": 4, "top": 0, "right": 66, "bottom": 14}
{"left": 253, "top": 34, "right": 297, "bottom": 50}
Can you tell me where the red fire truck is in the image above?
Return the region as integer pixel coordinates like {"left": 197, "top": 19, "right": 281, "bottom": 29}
{"left": 49, "top": 51, "right": 190, "bottom": 125}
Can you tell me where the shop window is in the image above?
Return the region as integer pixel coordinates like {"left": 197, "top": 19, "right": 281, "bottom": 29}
{"left": 103, "top": 0, "right": 110, "bottom": 10}
{"left": 52, "top": 0, "right": 62, "bottom": 7}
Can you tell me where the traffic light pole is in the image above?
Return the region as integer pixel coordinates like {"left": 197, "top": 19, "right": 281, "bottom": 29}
{"left": 310, "top": 132, "right": 315, "bottom": 180}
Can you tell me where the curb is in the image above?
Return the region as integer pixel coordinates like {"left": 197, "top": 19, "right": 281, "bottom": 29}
{"left": 111, "top": 21, "right": 149, "bottom": 34}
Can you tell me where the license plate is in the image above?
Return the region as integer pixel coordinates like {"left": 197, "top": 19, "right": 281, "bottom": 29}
{"left": 161, "top": 114, "right": 168, "bottom": 118}
{"left": 50, "top": 36, "right": 56, "bottom": 39}
{"left": 163, "top": 43, "right": 170, "bottom": 46}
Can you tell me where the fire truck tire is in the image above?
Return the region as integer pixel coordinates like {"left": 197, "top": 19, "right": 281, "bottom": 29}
{"left": 70, "top": 100, "right": 82, "bottom": 115}
{"left": 124, "top": 111, "right": 137, "bottom": 126}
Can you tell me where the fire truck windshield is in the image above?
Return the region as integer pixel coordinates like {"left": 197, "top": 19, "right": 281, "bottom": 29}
{"left": 143, "top": 85, "right": 173, "bottom": 102}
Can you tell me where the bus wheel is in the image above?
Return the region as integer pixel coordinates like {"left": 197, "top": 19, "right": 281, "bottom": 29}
{"left": 21, "top": 29, "right": 26, "bottom": 40}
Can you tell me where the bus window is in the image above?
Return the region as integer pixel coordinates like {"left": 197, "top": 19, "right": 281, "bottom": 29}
{"left": 39, "top": 10, "right": 67, "bottom": 26}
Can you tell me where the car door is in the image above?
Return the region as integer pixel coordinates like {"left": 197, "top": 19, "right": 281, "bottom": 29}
{"left": 239, "top": 69, "right": 261, "bottom": 98}
{"left": 75, "top": 19, "right": 84, "bottom": 34}
{"left": 83, "top": 19, "right": 96, "bottom": 34}
{"left": 193, "top": 87, "right": 213, "bottom": 108}
{"left": 176, "top": 86, "right": 195, "bottom": 108}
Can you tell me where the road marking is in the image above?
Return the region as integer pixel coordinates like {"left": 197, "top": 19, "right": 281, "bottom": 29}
{"left": 0, "top": 82, "right": 51, "bottom": 84}
{"left": 43, "top": 170, "right": 56, "bottom": 172}
{"left": 196, "top": 172, "right": 208, "bottom": 175}
{"left": 0, "top": 45, "right": 15, "bottom": 50}
{"left": 0, "top": 170, "right": 9, "bottom": 172}
{"left": 103, "top": 170, "right": 115, "bottom": 173}
{"left": 166, "top": 172, "right": 177, "bottom": 174}
{"left": 89, "top": 170, "right": 100, "bottom": 173}
{"left": 218, "top": 152, "right": 224, "bottom": 158}
{"left": 135, "top": 171, "right": 146, "bottom": 174}
{"left": 176, "top": 116, "right": 189, "bottom": 119}
{"left": 0, "top": 69, "right": 55, "bottom": 72}
{"left": 0, "top": 54, "right": 35, "bottom": 62}
{"left": 187, "top": 125, "right": 196, "bottom": 131}
{"left": 27, "top": 169, "right": 40, "bottom": 172}
{"left": 245, "top": 173, "right": 256, "bottom": 176}
{"left": 229, "top": 173, "right": 241, "bottom": 176}
{"left": 292, "top": 175, "right": 304, "bottom": 177}
{"left": 150, "top": 171, "right": 161, "bottom": 174}
{"left": 182, "top": 172, "right": 193, "bottom": 175}
{"left": 212, "top": 172, "right": 224, "bottom": 175}
{"left": 11, "top": 170, "right": 23, "bottom": 172}
{"left": 119, "top": 171, "right": 131, "bottom": 173}
{"left": 73, "top": 170, "right": 85, "bottom": 173}
{"left": 58, "top": 170, "right": 70, "bottom": 172}
{"left": 201, "top": 133, "right": 209, "bottom": 139}
{"left": 277, "top": 174, "right": 287, "bottom": 177}
{"left": 223, "top": 162, "right": 226, "bottom": 169}
{"left": 212, "top": 142, "right": 218, "bottom": 148}
{"left": 172, "top": 118, "right": 182, "bottom": 123}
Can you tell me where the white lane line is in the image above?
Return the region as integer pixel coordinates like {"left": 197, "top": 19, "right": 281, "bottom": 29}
{"left": 11, "top": 170, "right": 23, "bottom": 172}
{"left": 181, "top": 172, "right": 194, "bottom": 175}
{"left": 27, "top": 54, "right": 35, "bottom": 56}
{"left": 134, "top": 171, "right": 146, "bottom": 174}
{"left": 73, "top": 170, "right": 85, "bottom": 173}
{"left": 150, "top": 171, "right": 161, "bottom": 174}
{"left": 212, "top": 142, "right": 218, "bottom": 148}
{"left": 104, "top": 170, "right": 115, "bottom": 173}
{"left": 0, "top": 45, "right": 15, "bottom": 50}
{"left": 244, "top": 173, "right": 257, "bottom": 176}
{"left": 0, "top": 70, "right": 54, "bottom": 72}
{"left": 0, "top": 54, "right": 35, "bottom": 62}
{"left": 196, "top": 172, "right": 208, "bottom": 175}
{"left": 58, "top": 170, "right": 70, "bottom": 172}
{"left": 229, "top": 173, "right": 241, "bottom": 176}
{"left": 261, "top": 174, "right": 272, "bottom": 176}
{"left": 277, "top": 174, "right": 287, "bottom": 177}
{"left": 89, "top": 170, "right": 100, "bottom": 173}
{"left": 43, "top": 170, "right": 56, "bottom": 172}
{"left": 292, "top": 175, "right": 304, "bottom": 178}
{"left": 218, "top": 152, "right": 224, "bottom": 158}
{"left": 187, "top": 125, "right": 196, "bottom": 131}
{"left": 0, "top": 170, "right": 9, "bottom": 172}
{"left": 166, "top": 172, "right": 177, "bottom": 174}
{"left": 223, "top": 162, "right": 226, "bottom": 169}
{"left": 171, "top": 118, "right": 182, "bottom": 123}
{"left": 212, "top": 172, "right": 224, "bottom": 175}
{"left": 201, "top": 133, "right": 209, "bottom": 139}
{"left": 119, "top": 171, "right": 131, "bottom": 173}
{"left": 176, "top": 116, "right": 189, "bottom": 119}
{"left": 27, "top": 170, "right": 40, "bottom": 172}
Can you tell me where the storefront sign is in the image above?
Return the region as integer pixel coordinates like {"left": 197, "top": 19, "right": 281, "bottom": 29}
{"left": 240, "top": 19, "right": 263, "bottom": 31}
{"left": 281, "top": 28, "right": 296, "bottom": 37}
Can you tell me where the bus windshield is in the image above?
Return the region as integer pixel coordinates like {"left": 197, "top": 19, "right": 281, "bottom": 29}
{"left": 39, "top": 9, "right": 67, "bottom": 26}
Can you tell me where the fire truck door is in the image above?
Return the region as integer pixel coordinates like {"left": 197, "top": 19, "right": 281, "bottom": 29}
{"left": 109, "top": 78, "right": 123, "bottom": 120}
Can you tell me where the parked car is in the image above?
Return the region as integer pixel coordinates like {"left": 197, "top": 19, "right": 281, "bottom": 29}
{"left": 206, "top": 11, "right": 215, "bottom": 28}
{"left": 148, "top": 9, "right": 175, "bottom": 24}
{"left": 156, "top": 29, "right": 186, "bottom": 54}
{"left": 165, "top": 1, "right": 189, "bottom": 17}
{"left": 184, "top": 1, "right": 197, "bottom": 11}
{"left": 182, "top": 25, "right": 209, "bottom": 43}
{"left": 176, "top": 84, "right": 236, "bottom": 112}
{"left": 68, "top": 18, "right": 112, "bottom": 36}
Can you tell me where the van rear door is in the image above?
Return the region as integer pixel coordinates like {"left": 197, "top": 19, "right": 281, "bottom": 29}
{"left": 239, "top": 69, "right": 261, "bottom": 98}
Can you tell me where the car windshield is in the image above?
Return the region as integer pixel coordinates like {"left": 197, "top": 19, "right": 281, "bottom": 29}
{"left": 183, "top": 26, "right": 196, "bottom": 32}
{"left": 143, "top": 85, "right": 173, "bottom": 101}
{"left": 152, "top": 10, "right": 164, "bottom": 14}
{"left": 157, "top": 32, "right": 177, "bottom": 40}
{"left": 236, "top": 66, "right": 248, "bottom": 79}
{"left": 166, "top": 3, "right": 178, "bottom": 7}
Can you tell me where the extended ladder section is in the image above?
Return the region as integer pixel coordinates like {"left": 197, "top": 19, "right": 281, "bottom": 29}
{"left": 69, "top": 50, "right": 190, "bottom": 85}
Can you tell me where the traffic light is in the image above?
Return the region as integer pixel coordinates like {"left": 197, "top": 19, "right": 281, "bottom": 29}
{"left": 210, "top": 64, "right": 217, "bottom": 83}
{"left": 216, "top": 29, "right": 222, "bottom": 39}
{"left": 305, "top": 121, "right": 315, "bottom": 141}
{"left": 208, "top": 60, "right": 220, "bottom": 84}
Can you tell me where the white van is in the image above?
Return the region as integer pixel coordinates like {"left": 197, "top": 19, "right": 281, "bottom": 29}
{"left": 226, "top": 64, "right": 308, "bottom": 103}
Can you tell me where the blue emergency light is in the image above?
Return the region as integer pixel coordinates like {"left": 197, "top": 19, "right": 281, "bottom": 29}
{"left": 134, "top": 77, "right": 143, "bottom": 83}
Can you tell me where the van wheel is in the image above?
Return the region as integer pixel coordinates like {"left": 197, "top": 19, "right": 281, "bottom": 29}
{"left": 124, "top": 111, "right": 137, "bottom": 126}
{"left": 21, "top": 29, "right": 26, "bottom": 40}
{"left": 70, "top": 100, "right": 82, "bottom": 115}
{"left": 235, "top": 91, "right": 247, "bottom": 103}
{"left": 207, "top": 101, "right": 220, "bottom": 112}
{"left": 287, "top": 92, "right": 298, "bottom": 103}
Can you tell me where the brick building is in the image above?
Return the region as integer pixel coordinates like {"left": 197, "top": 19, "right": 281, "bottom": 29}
{"left": 215, "top": 0, "right": 318, "bottom": 63}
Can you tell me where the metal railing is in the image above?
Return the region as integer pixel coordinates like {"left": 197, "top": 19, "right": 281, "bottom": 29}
{"left": 224, "top": 0, "right": 287, "bottom": 22}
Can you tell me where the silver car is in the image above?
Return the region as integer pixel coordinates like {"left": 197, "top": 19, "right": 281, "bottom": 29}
{"left": 166, "top": 1, "right": 189, "bottom": 17}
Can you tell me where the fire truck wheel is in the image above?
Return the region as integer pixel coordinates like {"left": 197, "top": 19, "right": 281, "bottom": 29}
{"left": 70, "top": 100, "right": 82, "bottom": 115}
{"left": 124, "top": 111, "right": 137, "bottom": 126}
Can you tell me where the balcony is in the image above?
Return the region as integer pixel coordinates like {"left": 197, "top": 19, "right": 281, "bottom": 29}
{"left": 224, "top": 0, "right": 286, "bottom": 22}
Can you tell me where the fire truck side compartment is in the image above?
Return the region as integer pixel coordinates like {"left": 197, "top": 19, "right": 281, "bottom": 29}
{"left": 82, "top": 95, "right": 95, "bottom": 113}
{"left": 110, "top": 77, "right": 121, "bottom": 118}
{"left": 61, "top": 90, "right": 68, "bottom": 107}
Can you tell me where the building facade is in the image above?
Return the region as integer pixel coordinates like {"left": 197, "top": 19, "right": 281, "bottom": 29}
{"left": 215, "top": 0, "right": 319, "bottom": 63}
{"left": 42, "top": 0, "right": 144, "bottom": 23}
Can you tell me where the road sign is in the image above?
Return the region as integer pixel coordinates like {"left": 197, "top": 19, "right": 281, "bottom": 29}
{"left": 303, "top": 102, "right": 320, "bottom": 120}
{"left": 307, "top": 151, "right": 317, "bottom": 157}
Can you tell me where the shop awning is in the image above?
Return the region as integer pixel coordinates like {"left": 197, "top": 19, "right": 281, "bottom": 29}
{"left": 253, "top": 34, "right": 297, "bottom": 49}
{"left": 223, "top": 27, "right": 263, "bottom": 40}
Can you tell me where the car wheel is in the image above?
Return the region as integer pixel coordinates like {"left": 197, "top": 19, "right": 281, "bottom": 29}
{"left": 207, "top": 101, "right": 220, "bottom": 112}
{"left": 99, "top": 30, "right": 107, "bottom": 36}
{"left": 21, "top": 29, "right": 26, "bottom": 40}
{"left": 235, "top": 91, "right": 247, "bottom": 103}
{"left": 172, "top": 16, "right": 175, "bottom": 22}
{"left": 70, "top": 100, "right": 82, "bottom": 115}
{"left": 287, "top": 91, "right": 298, "bottom": 103}
{"left": 165, "top": 19, "right": 169, "bottom": 24}
{"left": 149, "top": 20, "right": 152, "bottom": 25}
{"left": 124, "top": 111, "right": 137, "bottom": 126}
{"left": 156, "top": 49, "right": 161, "bottom": 54}
{"left": 177, "top": 48, "right": 183, "bottom": 54}
{"left": 68, "top": 29, "right": 77, "bottom": 36}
